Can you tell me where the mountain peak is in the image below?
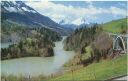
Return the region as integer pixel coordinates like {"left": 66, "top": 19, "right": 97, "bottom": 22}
{"left": 1, "top": 1, "right": 68, "bottom": 35}
{"left": 59, "top": 19, "right": 70, "bottom": 25}
{"left": 71, "top": 17, "right": 89, "bottom": 25}
{"left": 1, "top": 1, "right": 37, "bottom": 13}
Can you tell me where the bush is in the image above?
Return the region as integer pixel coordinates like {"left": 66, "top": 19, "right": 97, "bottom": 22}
{"left": 91, "top": 32, "right": 113, "bottom": 61}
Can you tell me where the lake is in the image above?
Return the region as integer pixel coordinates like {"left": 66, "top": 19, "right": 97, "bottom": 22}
{"left": 1, "top": 42, "right": 14, "bottom": 48}
{"left": 1, "top": 37, "right": 75, "bottom": 76}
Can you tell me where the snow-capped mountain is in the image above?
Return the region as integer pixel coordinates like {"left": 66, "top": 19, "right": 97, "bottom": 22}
{"left": 1, "top": 1, "right": 37, "bottom": 13}
{"left": 59, "top": 19, "right": 71, "bottom": 25}
{"left": 1, "top": 1, "right": 68, "bottom": 35}
{"left": 59, "top": 19, "right": 77, "bottom": 30}
{"left": 72, "top": 17, "right": 89, "bottom": 25}
{"left": 59, "top": 17, "right": 89, "bottom": 26}
{"left": 59, "top": 17, "right": 90, "bottom": 27}
{"left": 59, "top": 17, "right": 90, "bottom": 30}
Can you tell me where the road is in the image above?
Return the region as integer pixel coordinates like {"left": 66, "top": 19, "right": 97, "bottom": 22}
{"left": 114, "top": 76, "right": 128, "bottom": 80}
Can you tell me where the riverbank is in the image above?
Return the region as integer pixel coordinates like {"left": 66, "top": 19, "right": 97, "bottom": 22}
{"left": 1, "top": 37, "right": 75, "bottom": 77}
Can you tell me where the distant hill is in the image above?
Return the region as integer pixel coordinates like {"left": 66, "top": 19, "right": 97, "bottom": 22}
{"left": 102, "top": 18, "right": 127, "bottom": 34}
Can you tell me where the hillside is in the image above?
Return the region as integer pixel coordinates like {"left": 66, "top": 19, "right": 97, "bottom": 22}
{"left": 1, "top": 21, "right": 62, "bottom": 43}
{"left": 61, "top": 22, "right": 127, "bottom": 80}
{"left": 1, "top": 18, "right": 62, "bottom": 60}
{"left": 1, "top": 1, "right": 68, "bottom": 35}
{"left": 102, "top": 18, "right": 127, "bottom": 34}
{"left": 51, "top": 54, "right": 127, "bottom": 80}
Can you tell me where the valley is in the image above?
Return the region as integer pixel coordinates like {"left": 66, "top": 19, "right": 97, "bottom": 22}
{"left": 1, "top": 1, "right": 127, "bottom": 81}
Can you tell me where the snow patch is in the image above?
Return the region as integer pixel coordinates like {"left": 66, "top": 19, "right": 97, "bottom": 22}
{"left": 4, "top": 7, "right": 18, "bottom": 12}
{"left": 72, "top": 18, "right": 89, "bottom": 25}
{"left": 22, "top": 7, "right": 37, "bottom": 13}
{"left": 12, "top": 1, "right": 17, "bottom": 5}
{"left": 30, "top": 10, "right": 37, "bottom": 13}
{"left": 22, "top": 7, "right": 28, "bottom": 11}
{"left": 59, "top": 19, "right": 71, "bottom": 25}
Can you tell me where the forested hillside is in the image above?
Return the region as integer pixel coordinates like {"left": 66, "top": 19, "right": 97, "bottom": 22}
{"left": 1, "top": 18, "right": 62, "bottom": 60}
{"left": 64, "top": 18, "right": 127, "bottom": 66}
{"left": 63, "top": 22, "right": 123, "bottom": 66}
{"left": 58, "top": 18, "right": 127, "bottom": 80}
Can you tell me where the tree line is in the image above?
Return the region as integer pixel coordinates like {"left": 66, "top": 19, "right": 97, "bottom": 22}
{"left": 1, "top": 20, "right": 62, "bottom": 60}
{"left": 63, "top": 24, "right": 113, "bottom": 66}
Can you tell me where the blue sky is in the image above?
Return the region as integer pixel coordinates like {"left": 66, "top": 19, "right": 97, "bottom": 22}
{"left": 26, "top": 1, "right": 127, "bottom": 25}
{"left": 53, "top": 1, "right": 127, "bottom": 9}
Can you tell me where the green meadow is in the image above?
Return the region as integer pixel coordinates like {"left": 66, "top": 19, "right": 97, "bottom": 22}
{"left": 102, "top": 18, "right": 127, "bottom": 34}
{"left": 50, "top": 54, "right": 127, "bottom": 81}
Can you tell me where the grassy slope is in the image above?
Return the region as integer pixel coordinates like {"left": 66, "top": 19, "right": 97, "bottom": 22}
{"left": 102, "top": 18, "right": 127, "bottom": 34}
{"left": 50, "top": 54, "right": 127, "bottom": 80}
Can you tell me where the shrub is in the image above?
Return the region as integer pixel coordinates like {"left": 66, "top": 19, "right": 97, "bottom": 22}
{"left": 91, "top": 32, "right": 113, "bottom": 61}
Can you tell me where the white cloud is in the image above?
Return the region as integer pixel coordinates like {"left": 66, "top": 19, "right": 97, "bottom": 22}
{"left": 26, "top": 1, "right": 127, "bottom": 25}
{"left": 110, "top": 6, "right": 126, "bottom": 16}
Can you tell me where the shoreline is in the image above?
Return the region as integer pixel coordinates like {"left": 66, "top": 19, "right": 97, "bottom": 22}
{"left": 1, "top": 37, "right": 76, "bottom": 77}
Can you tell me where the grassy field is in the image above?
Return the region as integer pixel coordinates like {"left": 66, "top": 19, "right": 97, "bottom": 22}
{"left": 102, "top": 18, "right": 127, "bottom": 34}
{"left": 50, "top": 54, "right": 127, "bottom": 81}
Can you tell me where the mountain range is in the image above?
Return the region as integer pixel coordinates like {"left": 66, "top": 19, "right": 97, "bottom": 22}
{"left": 1, "top": 1, "right": 71, "bottom": 35}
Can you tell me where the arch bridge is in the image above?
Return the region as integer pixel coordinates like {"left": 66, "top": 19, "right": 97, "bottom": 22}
{"left": 108, "top": 33, "right": 128, "bottom": 54}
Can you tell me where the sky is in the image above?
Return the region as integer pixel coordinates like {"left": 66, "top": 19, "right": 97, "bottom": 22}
{"left": 26, "top": 1, "right": 127, "bottom": 25}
